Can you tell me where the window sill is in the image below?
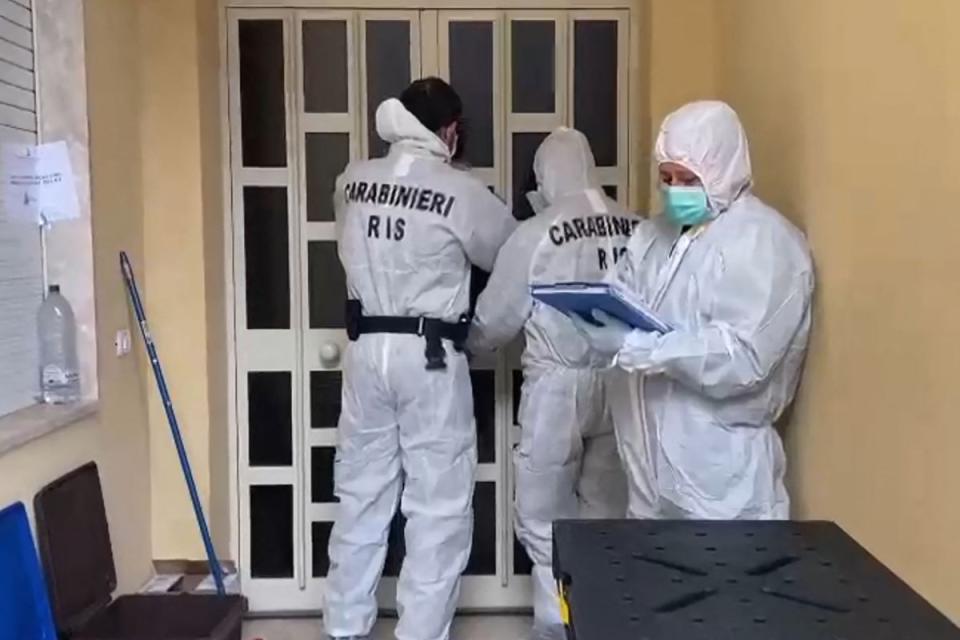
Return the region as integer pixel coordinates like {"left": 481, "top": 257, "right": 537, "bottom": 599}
{"left": 0, "top": 400, "right": 99, "bottom": 457}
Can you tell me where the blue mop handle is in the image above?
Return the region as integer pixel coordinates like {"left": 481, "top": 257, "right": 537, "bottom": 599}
{"left": 119, "top": 251, "right": 226, "bottom": 596}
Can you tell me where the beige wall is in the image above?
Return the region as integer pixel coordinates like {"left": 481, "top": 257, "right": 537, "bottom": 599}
{"left": 138, "top": 0, "right": 228, "bottom": 560}
{"left": 641, "top": 0, "right": 720, "bottom": 209}
{"left": 716, "top": 0, "right": 960, "bottom": 620}
{"left": 197, "top": 0, "right": 234, "bottom": 560}
{"left": 0, "top": 0, "right": 154, "bottom": 593}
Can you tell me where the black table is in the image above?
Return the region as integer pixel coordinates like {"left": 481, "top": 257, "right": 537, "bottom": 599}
{"left": 553, "top": 520, "right": 960, "bottom": 640}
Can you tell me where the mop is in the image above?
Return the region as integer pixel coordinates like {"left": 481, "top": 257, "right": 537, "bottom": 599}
{"left": 120, "top": 251, "right": 226, "bottom": 596}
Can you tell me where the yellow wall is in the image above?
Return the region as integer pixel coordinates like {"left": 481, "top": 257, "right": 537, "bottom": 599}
{"left": 641, "top": 0, "right": 720, "bottom": 209}
{"left": 0, "top": 0, "right": 154, "bottom": 593}
{"left": 717, "top": 0, "right": 960, "bottom": 620}
{"left": 138, "top": 0, "right": 229, "bottom": 560}
{"left": 197, "top": 0, "right": 234, "bottom": 560}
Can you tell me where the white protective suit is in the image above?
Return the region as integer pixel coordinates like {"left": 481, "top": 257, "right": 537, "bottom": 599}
{"left": 605, "top": 101, "right": 814, "bottom": 520}
{"left": 469, "top": 128, "right": 632, "bottom": 640}
{"left": 324, "top": 98, "right": 516, "bottom": 640}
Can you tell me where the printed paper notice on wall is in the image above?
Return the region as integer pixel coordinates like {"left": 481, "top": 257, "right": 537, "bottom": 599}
{"left": 1, "top": 141, "right": 81, "bottom": 225}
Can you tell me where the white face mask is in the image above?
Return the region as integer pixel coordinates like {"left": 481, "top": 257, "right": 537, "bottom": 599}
{"left": 525, "top": 190, "right": 549, "bottom": 215}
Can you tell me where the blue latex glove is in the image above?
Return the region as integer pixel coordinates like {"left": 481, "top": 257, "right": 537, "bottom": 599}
{"left": 569, "top": 309, "right": 633, "bottom": 359}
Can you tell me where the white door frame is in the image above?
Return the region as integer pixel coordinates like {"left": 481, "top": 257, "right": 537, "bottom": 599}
{"left": 219, "top": 0, "right": 643, "bottom": 611}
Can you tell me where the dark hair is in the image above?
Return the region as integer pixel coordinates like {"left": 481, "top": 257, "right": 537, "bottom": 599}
{"left": 513, "top": 166, "right": 538, "bottom": 221}
{"left": 400, "top": 77, "right": 463, "bottom": 134}
{"left": 451, "top": 118, "right": 468, "bottom": 162}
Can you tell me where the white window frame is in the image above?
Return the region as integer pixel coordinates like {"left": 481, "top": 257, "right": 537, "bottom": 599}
{"left": 0, "top": 0, "right": 99, "bottom": 454}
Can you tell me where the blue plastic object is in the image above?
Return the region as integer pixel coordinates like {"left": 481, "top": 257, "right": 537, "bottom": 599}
{"left": 531, "top": 281, "right": 672, "bottom": 333}
{"left": 0, "top": 502, "right": 57, "bottom": 639}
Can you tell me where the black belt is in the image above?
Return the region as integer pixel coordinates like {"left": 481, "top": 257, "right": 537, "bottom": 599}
{"left": 345, "top": 300, "right": 469, "bottom": 370}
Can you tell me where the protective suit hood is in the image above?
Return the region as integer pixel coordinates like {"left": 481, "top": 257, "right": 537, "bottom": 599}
{"left": 655, "top": 101, "right": 752, "bottom": 214}
{"left": 375, "top": 97, "right": 452, "bottom": 162}
{"left": 533, "top": 127, "right": 600, "bottom": 205}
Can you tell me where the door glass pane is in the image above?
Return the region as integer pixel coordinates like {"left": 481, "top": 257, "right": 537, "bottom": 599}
{"left": 311, "top": 446, "right": 338, "bottom": 503}
{"left": 306, "top": 133, "right": 350, "bottom": 222}
{"left": 244, "top": 187, "right": 290, "bottom": 329}
{"left": 308, "top": 240, "right": 347, "bottom": 328}
{"left": 512, "top": 132, "right": 548, "bottom": 210}
{"left": 248, "top": 371, "right": 292, "bottom": 467}
{"left": 302, "top": 20, "right": 348, "bottom": 113}
{"left": 250, "top": 485, "right": 294, "bottom": 578}
{"left": 512, "top": 369, "right": 533, "bottom": 575}
{"left": 514, "top": 534, "right": 534, "bottom": 575}
{"left": 312, "top": 521, "right": 334, "bottom": 577}
{"left": 574, "top": 21, "right": 618, "bottom": 167}
{"left": 366, "top": 20, "right": 411, "bottom": 158}
{"left": 511, "top": 21, "right": 555, "bottom": 113}
{"left": 471, "top": 370, "right": 496, "bottom": 464}
{"left": 464, "top": 481, "right": 496, "bottom": 575}
{"left": 239, "top": 20, "right": 286, "bottom": 167}
{"left": 512, "top": 161, "right": 538, "bottom": 221}
{"left": 512, "top": 369, "right": 523, "bottom": 425}
{"left": 310, "top": 371, "right": 342, "bottom": 429}
{"left": 468, "top": 265, "right": 490, "bottom": 320}
{"left": 449, "top": 21, "right": 494, "bottom": 168}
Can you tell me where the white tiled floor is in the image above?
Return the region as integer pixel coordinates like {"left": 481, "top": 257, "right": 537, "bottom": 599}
{"left": 243, "top": 615, "right": 532, "bottom": 640}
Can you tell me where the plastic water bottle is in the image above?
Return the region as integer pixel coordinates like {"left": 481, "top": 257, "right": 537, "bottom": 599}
{"left": 37, "top": 284, "right": 81, "bottom": 404}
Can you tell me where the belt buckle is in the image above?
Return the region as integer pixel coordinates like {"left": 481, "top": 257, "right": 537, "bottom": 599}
{"left": 416, "top": 317, "right": 426, "bottom": 336}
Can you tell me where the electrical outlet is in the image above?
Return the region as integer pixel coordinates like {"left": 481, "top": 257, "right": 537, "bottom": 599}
{"left": 115, "top": 329, "right": 132, "bottom": 357}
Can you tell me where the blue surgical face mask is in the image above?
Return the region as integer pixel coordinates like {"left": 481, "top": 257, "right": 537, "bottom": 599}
{"left": 661, "top": 185, "right": 710, "bottom": 226}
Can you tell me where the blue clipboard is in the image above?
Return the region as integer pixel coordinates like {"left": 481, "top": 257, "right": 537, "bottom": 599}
{"left": 531, "top": 281, "right": 671, "bottom": 333}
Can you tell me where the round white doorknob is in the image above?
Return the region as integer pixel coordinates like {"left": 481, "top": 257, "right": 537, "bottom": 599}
{"left": 320, "top": 342, "right": 341, "bottom": 364}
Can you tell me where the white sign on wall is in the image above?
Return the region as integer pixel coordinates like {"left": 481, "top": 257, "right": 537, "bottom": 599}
{"left": 1, "top": 140, "right": 80, "bottom": 224}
